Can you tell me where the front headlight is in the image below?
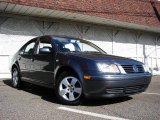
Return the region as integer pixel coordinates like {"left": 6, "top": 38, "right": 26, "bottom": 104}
{"left": 143, "top": 65, "right": 151, "bottom": 73}
{"left": 97, "top": 63, "right": 120, "bottom": 73}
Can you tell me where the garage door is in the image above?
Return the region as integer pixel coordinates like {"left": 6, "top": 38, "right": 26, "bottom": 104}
{"left": 0, "top": 16, "right": 160, "bottom": 77}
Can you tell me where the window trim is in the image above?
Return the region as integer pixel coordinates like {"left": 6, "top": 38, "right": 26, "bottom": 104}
{"left": 19, "top": 38, "right": 37, "bottom": 55}
{"left": 34, "top": 36, "right": 53, "bottom": 55}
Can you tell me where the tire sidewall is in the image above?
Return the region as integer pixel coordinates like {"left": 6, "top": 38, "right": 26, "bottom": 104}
{"left": 55, "top": 71, "right": 83, "bottom": 105}
{"left": 12, "top": 67, "right": 21, "bottom": 88}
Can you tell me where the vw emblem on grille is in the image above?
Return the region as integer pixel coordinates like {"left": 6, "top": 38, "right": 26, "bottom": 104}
{"left": 133, "top": 65, "right": 139, "bottom": 72}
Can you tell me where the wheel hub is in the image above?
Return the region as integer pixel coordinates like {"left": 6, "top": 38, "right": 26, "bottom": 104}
{"left": 59, "top": 76, "right": 82, "bottom": 101}
{"left": 12, "top": 68, "right": 18, "bottom": 86}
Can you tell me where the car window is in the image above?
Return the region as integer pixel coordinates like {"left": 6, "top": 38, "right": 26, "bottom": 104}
{"left": 21, "top": 40, "right": 36, "bottom": 55}
{"left": 52, "top": 37, "right": 106, "bottom": 54}
{"left": 36, "top": 37, "right": 52, "bottom": 55}
{"left": 77, "top": 42, "right": 99, "bottom": 52}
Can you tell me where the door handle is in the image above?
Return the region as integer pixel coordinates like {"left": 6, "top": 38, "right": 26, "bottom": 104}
{"left": 56, "top": 59, "right": 59, "bottom": 62}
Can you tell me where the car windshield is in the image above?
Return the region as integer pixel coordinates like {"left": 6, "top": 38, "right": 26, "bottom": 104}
{"left": 52, "top": 37, "right": 106, "bottom": 54}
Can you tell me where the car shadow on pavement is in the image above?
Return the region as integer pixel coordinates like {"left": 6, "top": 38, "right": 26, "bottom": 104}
{"left": 82, "top": 97, "right": 132, "bottom": 106}
{"left": 3, "top": 79, "right": 132, "bottom": 106}
{"left": 3, "top": 79, "right": 58, "bottom": 104}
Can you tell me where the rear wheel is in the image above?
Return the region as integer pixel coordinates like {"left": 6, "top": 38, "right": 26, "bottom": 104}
{"left": 12, "top": 67, "right": 22, "bottom": 89}
{"left": 55, "top": 71, "right": 83, "bottom": 105}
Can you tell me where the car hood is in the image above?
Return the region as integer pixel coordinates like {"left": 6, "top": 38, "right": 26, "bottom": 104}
{"left": 67, "top": 53, "right": 142, "bottom": 65}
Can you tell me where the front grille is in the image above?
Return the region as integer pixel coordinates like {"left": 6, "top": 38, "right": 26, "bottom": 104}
{"left": 121, "top": 65, "right": 144, "bottom": 73}
{"left": 125, "top": 85, "right": 145, "bottom": 94}
{"left": 106, "top": 88, "right": 124, "bottom": 94}
{"left": 106, "top": 85, "right": 146, "bottom": 95}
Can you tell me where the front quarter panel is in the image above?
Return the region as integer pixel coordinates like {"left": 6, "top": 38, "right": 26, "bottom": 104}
{"left": 54, "top": 53, "right": 92, "bottom": 84}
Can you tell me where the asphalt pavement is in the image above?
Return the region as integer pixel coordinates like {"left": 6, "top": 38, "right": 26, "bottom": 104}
{"left": 0, "top": 76, "right": 160, "bottom": 120}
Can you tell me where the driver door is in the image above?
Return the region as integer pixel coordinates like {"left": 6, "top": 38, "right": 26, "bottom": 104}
{"left": 31, "top": 37, "right": 55, "bottom": 87}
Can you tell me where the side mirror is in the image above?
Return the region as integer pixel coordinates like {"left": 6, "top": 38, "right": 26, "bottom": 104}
{"left": 19, "top": 51, "right": 24, "bottom": 55}
{"left": 39, "top": 47, "right": 52, "bottom": 54}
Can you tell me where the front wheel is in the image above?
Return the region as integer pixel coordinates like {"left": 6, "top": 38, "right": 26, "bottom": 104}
{"left": 55, "top": 72, "right": 83, "bottom": 105}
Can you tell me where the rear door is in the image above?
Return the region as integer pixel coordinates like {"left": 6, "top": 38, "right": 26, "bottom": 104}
{"left": 18, "top": 39, "right": 37, "bottom": 82}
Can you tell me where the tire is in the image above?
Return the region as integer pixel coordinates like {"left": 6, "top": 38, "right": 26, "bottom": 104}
{"left": 55, "top": 71, "right": 83, "bottom": 105}
{"left": 12, "top": 67, "right": 22, "bottom": 89}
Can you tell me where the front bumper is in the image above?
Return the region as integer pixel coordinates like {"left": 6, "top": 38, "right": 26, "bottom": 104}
{"left": 83, "top": 73, "right": 152, "bottom": 98}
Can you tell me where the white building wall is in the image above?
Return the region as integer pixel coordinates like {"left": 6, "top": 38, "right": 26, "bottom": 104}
{"left": 0, "top": 16, "right": 160, "bottom": 78}
{"left": 113, "top": 31, "right": 137, "bottom": 58}
{"left": 138, "top": 34, "right": 156, "bottom": 68}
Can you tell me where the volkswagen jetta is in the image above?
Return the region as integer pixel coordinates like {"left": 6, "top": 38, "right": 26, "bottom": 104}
{"left": 11, "top": 35, "right": 152, "bottom": 105}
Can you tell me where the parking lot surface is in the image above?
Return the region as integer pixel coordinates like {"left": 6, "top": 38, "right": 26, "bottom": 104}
{"left": 0, "top": 76, "right": 160, "bottom": 120}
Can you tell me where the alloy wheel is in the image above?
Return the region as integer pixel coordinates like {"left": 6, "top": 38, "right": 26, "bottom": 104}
{"left": 59, "top": 76, "right": 82, "bottom": 101}
{"left": 12, "top": 68, "right": 19, "bottom": 87}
